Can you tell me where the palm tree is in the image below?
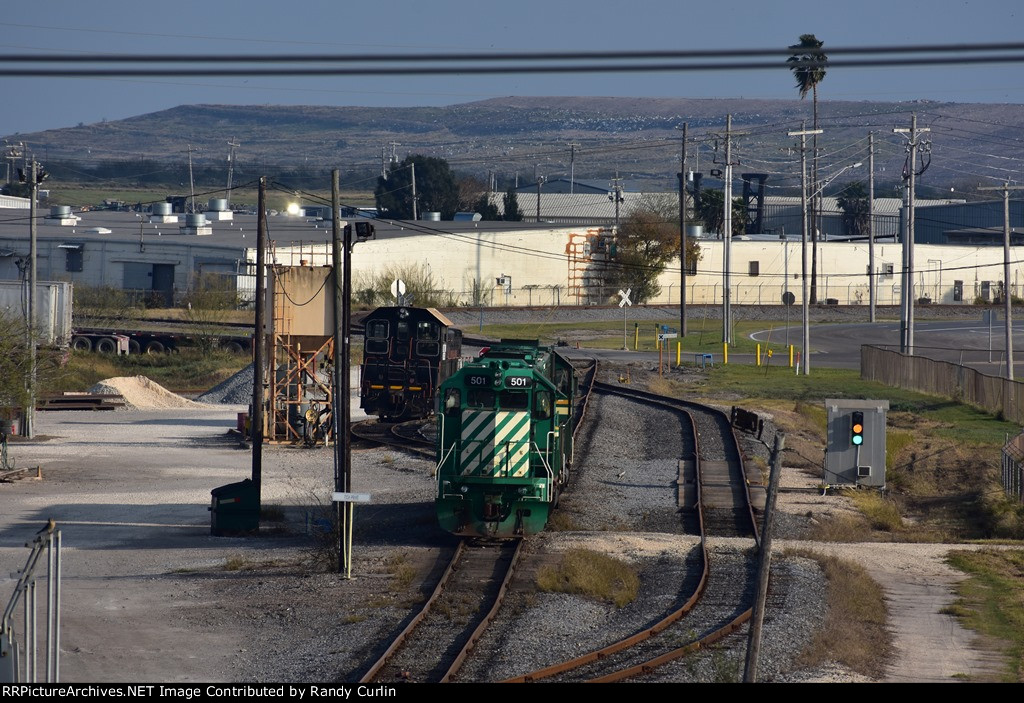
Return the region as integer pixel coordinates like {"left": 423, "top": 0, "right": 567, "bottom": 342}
{"left": 789, "top": 34, "right": 828, "bottom": 302}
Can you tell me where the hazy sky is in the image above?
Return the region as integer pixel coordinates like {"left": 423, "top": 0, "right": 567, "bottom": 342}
{"left": 2, "top": 0, "right": 1022, "bottom": 136}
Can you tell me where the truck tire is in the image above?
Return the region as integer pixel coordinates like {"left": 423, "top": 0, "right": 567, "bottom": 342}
{"left": 95, "top": 337, "right": 117, "bottom": 354}
{"left": 71, "top": 336, "right": 92, "bottom": 352}
{"left": 223, "top": 340, "right": 246, "bottom": 354}
{"left": 128, "top": 339, "right": 141, "bottom": 355}
{"left": 145, "top": 340, "right": 166, "bottom": 354}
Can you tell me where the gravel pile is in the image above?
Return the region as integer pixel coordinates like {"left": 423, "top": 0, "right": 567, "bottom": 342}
{"left": 198, "top": 363, "right": 255, "bottom": 404}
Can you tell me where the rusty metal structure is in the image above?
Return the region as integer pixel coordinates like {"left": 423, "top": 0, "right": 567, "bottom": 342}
{"left": 263, "top": 264, "right": 335, "bottom": 445}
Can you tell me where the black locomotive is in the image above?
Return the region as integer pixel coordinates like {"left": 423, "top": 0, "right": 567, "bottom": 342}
{"left": 359, "top": 306, "right": 463, "bottom": 420}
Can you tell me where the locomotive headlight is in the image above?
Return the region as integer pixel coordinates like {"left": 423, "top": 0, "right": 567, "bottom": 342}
{"left": 460, "top": 485, "right": 469, "bottom": 493}
{"left": 518, "top": 487, "right": 529, "bottom": 495}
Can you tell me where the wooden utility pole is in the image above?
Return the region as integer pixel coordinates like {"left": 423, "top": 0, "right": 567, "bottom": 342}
{"left": 678, "top": 122, "right": 688, "bottom": 338}
{"left": 26, "top": 160, "right": 38, "bottom": 438}
{"left": 979, "top": 182, "right": 1024, "bottom": 380}
{"left": 868, "top": 132, "right": 876, "bottom": 323}
{"left": 251, "top": 178, "right": 267, "bottom": 496}
{"left": 744, "top": 433, "right": 785, "bottom": 682}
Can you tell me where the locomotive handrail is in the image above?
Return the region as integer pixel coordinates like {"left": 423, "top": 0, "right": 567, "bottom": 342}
{"left": 532, "top": 439, "right": 554, "bottom": 501}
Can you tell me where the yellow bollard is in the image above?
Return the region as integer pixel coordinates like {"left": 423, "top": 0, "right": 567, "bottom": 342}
{"left": 789, "top": 344, "right": 794, "bottom": 368}
{"left": 723, "top": 342, "right": 728, "bottom": 364}
{"left": 756, "top": 343, "right": 761, "bottom": 366}
{"left": 676, "top": 341, "right": 681, "bottom": 367}
{"left": 634, "top": 323, "right": 639, "bottom": 351}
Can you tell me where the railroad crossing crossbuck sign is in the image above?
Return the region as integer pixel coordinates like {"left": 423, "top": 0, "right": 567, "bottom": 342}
{"left": 618, "top": 288, "right": 632, "bottom": 307}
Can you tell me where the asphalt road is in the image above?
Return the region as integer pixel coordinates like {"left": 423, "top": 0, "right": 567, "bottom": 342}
{"left": 751, "top": 318, "right": 1024, "bottom": 374}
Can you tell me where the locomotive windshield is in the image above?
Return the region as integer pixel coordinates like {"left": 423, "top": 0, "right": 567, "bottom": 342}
{"left": 467, "top": 388, "right": 496, "bottom": 408}
{"left": 500, "top": 391, "right": 529, "bottom": 409}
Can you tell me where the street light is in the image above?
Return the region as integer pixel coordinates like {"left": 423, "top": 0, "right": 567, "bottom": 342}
{"left": 799, "top": 160, "right": 862, "bottom": 375}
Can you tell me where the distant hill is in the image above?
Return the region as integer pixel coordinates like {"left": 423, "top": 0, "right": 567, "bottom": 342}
{"left": 6, "top": 97, "right": 1023, "bottom": 193}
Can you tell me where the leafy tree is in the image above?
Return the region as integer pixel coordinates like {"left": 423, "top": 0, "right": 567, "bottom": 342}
{"left": 695, "top": 189, "right": 746, "bottom": 238}
{"left": 836, "top": 181, "right": 871, "bottom": 238}
{"left": 503, "top": 187, "right": 523, "bottom": 221}
{"left": 789, "top": 33, "right": 828, "bottom": 302}
{"left": 472, "top": 194, "right": 502, "bottom": 220}
{"left": 374, "top": 155, "right": 459, "bottom": 220}
{"left": 605, "top": 195, "right": 703, "bottom": 304}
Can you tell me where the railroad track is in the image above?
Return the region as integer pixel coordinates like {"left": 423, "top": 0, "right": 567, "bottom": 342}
{"left": 499, "top": 380, "right": 760, "bottom": 683}
{"left": 350, "top": 418, "right": 434, "bottom": 458}
{"left": 359, "top": 539, "right": 524, "bottom": 684}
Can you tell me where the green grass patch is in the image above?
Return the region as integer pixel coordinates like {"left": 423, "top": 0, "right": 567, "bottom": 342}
{"left": 536, "top": 549, "right": 640, "bottom": 607}
{"left": 787, "top": 549, "right": 892, "bottom": 679}
{"left": 945, "top": 549, "right": 1024, "bottom": 682}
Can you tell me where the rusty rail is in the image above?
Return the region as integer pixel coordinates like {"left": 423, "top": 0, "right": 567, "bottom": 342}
{"left": 358, "top": 540, "right": 466, "bottom": 683}
{"left": 506, "top": 381, "right": 758, "bottom": 683}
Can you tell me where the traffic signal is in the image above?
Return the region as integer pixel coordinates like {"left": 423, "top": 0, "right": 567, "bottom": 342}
{"left": 851, "top": 411, "right": 864, "bottom": 446}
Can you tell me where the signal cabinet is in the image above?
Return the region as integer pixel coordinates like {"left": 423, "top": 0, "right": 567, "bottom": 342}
{"left": 824, "top": 399, "right": 889, "bottom": 488}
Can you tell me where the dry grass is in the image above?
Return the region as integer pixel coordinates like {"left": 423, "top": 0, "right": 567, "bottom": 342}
{"left": 385, "top": 552, "right": 417, "bottom": 592}
{"left": 846, "top": 489, "right": 904, "bottom": 532}
{"left": 536, "top": 548, "right": 640, "bottom": 607}
{"left": 787, "top": 549, "right": 892, "bottom": 679}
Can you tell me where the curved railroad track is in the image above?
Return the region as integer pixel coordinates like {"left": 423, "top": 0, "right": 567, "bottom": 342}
{"left": 358, "top": 539, "right": 524, "bottom": 684}
{"left": 350, "top": 418, "right": 435, "bottom": 458}
{"left": 499, "top": 379, "right": 760, "bottom": 683}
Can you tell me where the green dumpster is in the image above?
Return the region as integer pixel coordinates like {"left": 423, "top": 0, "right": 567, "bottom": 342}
{"left": 210, "top": 479, "right": 260, "bottom": 535}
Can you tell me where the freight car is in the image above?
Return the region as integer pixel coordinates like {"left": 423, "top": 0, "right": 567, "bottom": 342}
{"left": 359, "top": 306, "right": 463, "bottom": 421}
{"left": 435, "top": 340, "right": 577, "bottom": 537}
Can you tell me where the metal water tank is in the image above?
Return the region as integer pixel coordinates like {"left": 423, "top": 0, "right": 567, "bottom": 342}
{"left": 208, "top": 198, "right": 228, "bottom": 212}
{"left": 50, "top": 205, "right": 71, "bottom": 218}
{"left": 186, "top": 213, "right": 207, "bottom": 227}
{"left": 152, "top": 202, "right": 172, "bottom": 216}
{"left": 422, "top": 212, "right": 441, "bottom": 221}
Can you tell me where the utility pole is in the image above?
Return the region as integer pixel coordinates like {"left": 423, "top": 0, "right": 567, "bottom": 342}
{"left": 716, "top": 115, "right": 745, "bottom": 344}
{"left": 868, "top": 132, "right": 876, "bottom": 323}
{"left": 536, "top": 174, "right": 543, "bottom": 222}
{"left": 331, "top": 169, "right": 354, "bottom": 576}
{"left": 743, "top": 432, "right": 785, "bottom": 682}
{"left": 568, "top": 142, "right": 580, "bottom": 194}
{"left": 225, "top": 137, "right": 239, "bottom": 208}
{"left": 410, "top": 161, "right": 418, "bottom": 221}
{"left": 677, "top": 122, "right": 688, "bottom": 338}
{"left": 251, "top": 177, "right": 267, "bottom": 499}
{"left": 185, "top": 145, "right": 198, "bottom": 214}
{"left": 979, "top": 182, "right": 1024, "bottom": 380}
{"left": 610, "top": 173, "right": 624, "bottom": 228}
{"left": 788, "top": 123, "right": 822, "bottom": 376}
{"left": 26, "top": 160, "right": 39, "bottom": 438}
{"left": 894, "top": 114, "right": 930, "bottom": 355}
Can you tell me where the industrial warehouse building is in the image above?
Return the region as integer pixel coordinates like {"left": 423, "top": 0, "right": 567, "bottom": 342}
{"left": 0, "top": 194, "right": 1022, "bottom": 309}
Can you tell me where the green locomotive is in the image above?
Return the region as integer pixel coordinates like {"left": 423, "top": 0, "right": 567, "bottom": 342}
{"left": 435, "top": 340, "right": 577, "bottom": 537}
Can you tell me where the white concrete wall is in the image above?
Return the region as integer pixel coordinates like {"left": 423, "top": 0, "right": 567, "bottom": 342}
{"left": 269, "top": 232, "right": 1022, "bottom": 307}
